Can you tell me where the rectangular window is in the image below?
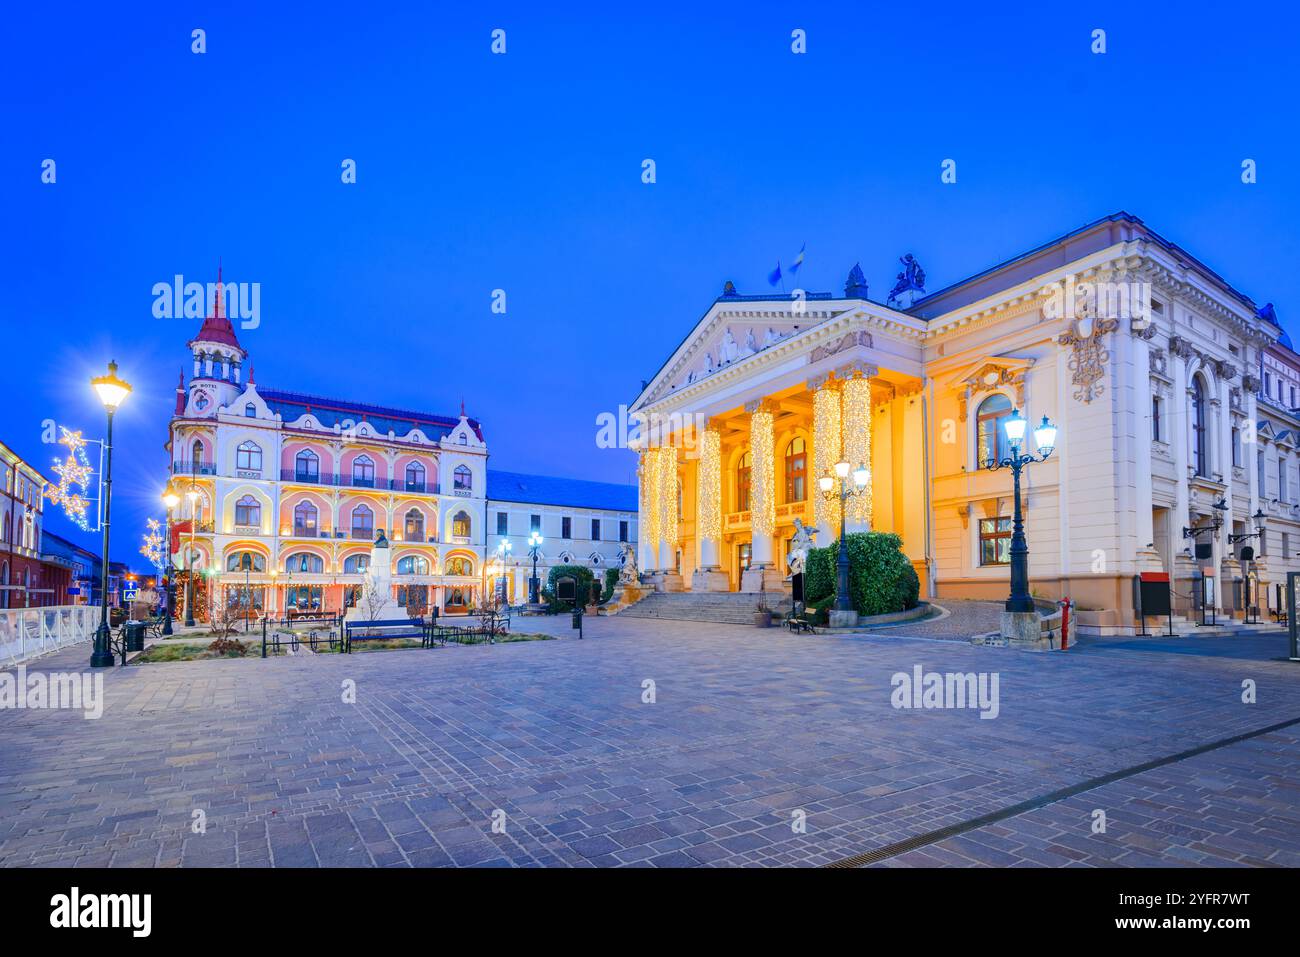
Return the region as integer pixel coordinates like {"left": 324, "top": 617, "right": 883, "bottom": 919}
{"left": 1231, "top": 426, "right": 1241, "bottom": 467}
{"left": 1258, "top": 452, "right": 1266, "bottom": 496}
{"left": 1152, "top": 396, "right": 1162, "bottom": 442}
{"left": 1284, "top": 533, "right": 1290, "bottom": 559}
{"left": 979, "top": 517, "right": 1012, "bottom": 566}
{"left": 530, "top": 514, "right": 541, "bottom": 533}
{"left": 619, "top": 520, "right": 629, "bottom": 542}
{"left": 1265, "top": 372, "right": 1272, "bottom": 397}
{"left": 561, "top": 517, "right": 572, "bottom": 539}
{"left": 591, "top": 519, "right": 601, "bottom": 541}
{"left": 496, "top": 511, "right": 508, "bottom": 535}
{"left": 1281, "top": 459, "right": 1289, "bottom": 504}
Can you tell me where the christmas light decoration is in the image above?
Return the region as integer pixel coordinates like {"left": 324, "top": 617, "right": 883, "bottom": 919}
{"left": 749, "top": 406, "right": 775, "bottom": 538}
{"left": 640, "top": 450, "right": 659, "bottom": 563}
{"left": 813, "top": 383, "right": 842, "bottom": 537}
{"left": 697, "top": 429, "right": 721, "bottom": 542}
{"left": 658, "top": 446, "right": 679, "bottom": 548}
{"left": 45, "top": 427, "right": 95, "bottom": 530}
{"left": 842, "top": 375, "right": 873, "bottom": 526}
{"left": 140, "top": 518, "right": 165, "bottom": 572}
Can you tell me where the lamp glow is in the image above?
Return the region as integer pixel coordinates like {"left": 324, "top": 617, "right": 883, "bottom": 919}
{"left": 853, "top": 463, "right": 870, "bottom": 488}
{"left": 1003, "top": 408, "right": 1027, "bottom": 446}
{"left": 833, "top": 460, "right": 851, "bottom": 479}
{"left": 91, "top": 360, "right": 132, "bottom": 410}
{"left": 1032, "top": 415, "right": 1057, "bottom": 455}
{"left": 818, "top": 473, "right": 835, "bottom": 493}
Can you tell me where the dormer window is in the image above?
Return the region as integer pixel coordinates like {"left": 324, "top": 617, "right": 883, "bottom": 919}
{"left": 245, "top": 403, "right": 256, "bottom": 417}
{"left": 458, "top": 433, "right": 468, "bottom": 446}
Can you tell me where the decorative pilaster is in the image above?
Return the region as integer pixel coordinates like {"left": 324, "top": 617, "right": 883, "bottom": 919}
{"left": 640, "top": 449, "right": 660, "bottom": 572}
{"left": 657, "top": 446, "right": 683, "bottom": 589}
{"left": 812, "top": 381, "right": 842, "bottom": 539}
{"left": 742, "top": 402, "right": 780, "bottom": 592}
{"left": 842, "top": 374, "right": 872, "bottom": 532}
{"left": 691, "top": 428, "right": 728, "bottom": 591}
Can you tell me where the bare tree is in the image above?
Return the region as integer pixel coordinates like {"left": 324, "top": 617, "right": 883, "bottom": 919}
{"left": 206, "top": 592, "right": 242, "bottom": 639}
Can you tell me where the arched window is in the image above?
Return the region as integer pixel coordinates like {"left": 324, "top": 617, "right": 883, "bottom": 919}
{"left": 245, "top": 403, "right": 256, "bottom": 417}
{"left": 352, "top": 455, "right": 375, "bottom": 487}
{"left": 976, "top": 394, "right": 1014, "bottom": 465}
{"left": 351, "top": 504, "right": 374, "bottom": 539}
{"left": 452, "top": 510, "right": 471, "bottom": 538}
{"left": 191, "top": 439, "right": 204, "bottom": 471}
{"left": 1191, "top": 377, "right": 1208, "bottom": 477}
{"left": 234, "top": 494, "right": 261, "bottom": 527}
{"left": 397, "top": 555, "right": 430, "bottom": 575}
{"left": 236, "top": 440, "right": 262, "bottom": 472}
{"left": 343, "top": 554, "right": 370, "bottom": 574}
{"left": 446, "top": 556, "right": 473, "bottom": 576}
{"left": 226, "top": 551, "right": 266, "bottom": 572}
{"left": 285, "top": 552, "right": 324, "bottom": 574}
{"left": 405, "top": 461, "right": 426, "bottom": 491}
{"left": 293, "top": 500, "right": 318, "bottom": 537}
{"left": 737, "top": 451, "right": 753, "bottom": 512}
{"left": 454, "top": 465, "right": 472, "bottom": 490}
{"left": 295, "top": 449, "right": 319, "bottom": 481}
{"left": 404, "top": 508, "right": 424, "bottom": 541}
{"left": 785, "top": 437, "right": 807, "bottom": 503}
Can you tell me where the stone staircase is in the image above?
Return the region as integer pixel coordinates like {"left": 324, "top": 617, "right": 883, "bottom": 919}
{"left": 1138, "top": 614, "right": 1285, "bottom": 638}
{"left": 618, "top": 590, "right": 793, "bottom": 625}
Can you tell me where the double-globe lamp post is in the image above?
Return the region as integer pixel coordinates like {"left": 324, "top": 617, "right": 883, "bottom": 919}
{"left": 817, "top": 460, "right": 870, "bottom": 612}
{"left": 982, "top": 409, "right": 1059, "bottom": 613}
{"left": 161, "top": 491, "right": 180, "bottom": 635}
{"left": 90, "top": 361, "right": 132, "bottom": 668}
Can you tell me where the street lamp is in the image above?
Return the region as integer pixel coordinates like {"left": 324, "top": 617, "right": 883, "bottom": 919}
{"left": 162, "top": 490, "right": 180, "bottom": 635}
{"left": 90, "top": 360, "right": 131, "bottom": 668}
{"left": 818, "top": 460, "right": 870, "bottom": 613}
{"left": 527, "top": 531, "right": 544, "bottom": 604}
{"left": 983, "top": 410, "right": 1058, "bottom": 614}
{"left": 495, "top": 537, "right": 513, "bottom": 604}
{"left": 184, "top": 487, "right": 200, "bottom": 627}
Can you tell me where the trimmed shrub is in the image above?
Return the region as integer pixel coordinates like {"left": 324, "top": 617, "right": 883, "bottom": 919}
{"left": 546, "top": 565, "right": 595, "bottom": 612}
{"left": 601, "top": 567, "right": 619, "bottom": 602}
{"left": 800, "top": 532, "right": 919, "bottom": 617}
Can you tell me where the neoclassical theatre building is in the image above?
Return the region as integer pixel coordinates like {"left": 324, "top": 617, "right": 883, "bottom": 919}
{"left": 166, "top": 277, "right": 636, "bottom": 619}
{"left": 630, "top": 212, "right": 1300, "bottom": 635}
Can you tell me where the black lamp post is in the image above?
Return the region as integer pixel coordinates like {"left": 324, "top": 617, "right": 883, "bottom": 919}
{"left": 983, "top": 409, "right": 1058, "bottom": 614}
{"left": 527, "top": 531, "right": 544, "bottom": 604}
{"left": 817, "top": 461, "right": 870, "bottom": 612}
{"left": 90, "top": 360, "right": 131, "bottom": 668}
{"left": 162, "top": 491, "right": 180, "bottom": 635}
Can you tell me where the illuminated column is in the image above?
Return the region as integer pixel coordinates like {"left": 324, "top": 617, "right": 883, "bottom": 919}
{"left": 640, "top": 449, "right": 660, "bottom": 572}
{"left": 658, "top": 446, "right": 680, "bottom": 582}
{"left": 746, "top": 402, "right": 776, "bottom": 583}
{"left": 813, "top": 380, "right": 843, "bottom": 539}
{"left": 692, "top": 428, "right": 728, "bottom": 591}
{"left": 842, "top": 373, "right": 873, "bottom": 533}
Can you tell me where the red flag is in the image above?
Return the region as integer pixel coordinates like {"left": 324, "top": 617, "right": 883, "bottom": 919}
{"left": 170, "top": 520, "right": 192, "bottom": 557}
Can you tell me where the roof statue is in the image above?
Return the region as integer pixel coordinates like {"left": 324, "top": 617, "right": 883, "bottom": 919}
{"left": 721, "top": 280, "right": 739, "bottom": 298}
{"left": 886, "top": 254, "right": 927, "bottom": 307}
{"left": 844, "top": 263, "right": 870, "bottom": 299}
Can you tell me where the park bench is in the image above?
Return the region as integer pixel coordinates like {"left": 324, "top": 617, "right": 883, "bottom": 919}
{"left": 784, "top": 612, "right": 817, "bottom": 634}
{"left": 344, "top": 617, "right": 428, "bottom": 653}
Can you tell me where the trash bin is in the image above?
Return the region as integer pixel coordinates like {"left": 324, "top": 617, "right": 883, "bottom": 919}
{"left": 124, "top": 621, "right": 146, "bottom": 653}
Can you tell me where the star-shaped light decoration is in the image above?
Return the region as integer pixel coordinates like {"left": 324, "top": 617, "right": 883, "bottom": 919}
{"left": 44, "top": 427, "right": 95, "bottom": 530}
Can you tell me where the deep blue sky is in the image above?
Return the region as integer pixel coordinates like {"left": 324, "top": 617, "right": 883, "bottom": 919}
{"left": 3, "top": 1, "right": 1298, "bottom": 565}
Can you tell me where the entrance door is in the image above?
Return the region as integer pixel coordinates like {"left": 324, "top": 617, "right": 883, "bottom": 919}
{"left": 735, "top": 542, "right": 751, "bottom": 591}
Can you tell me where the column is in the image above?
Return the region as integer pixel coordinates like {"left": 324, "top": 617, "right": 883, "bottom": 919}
{"left": 692, "top": 428, "right": 728, "bottom": 591}
{"left": 741, "top": 402, "right": 780, "bottom": 592}
{"left": 812, "top": 380, "right": 842, "bottom": 540}
{"left": 658, "top": 446, "right": 682, "bottom": 589}
{"left": 1131, "top": 327, "right": 1161, "bottom": 570}
{"left": 842, "top": 373, "right": 873, "bottom": 534}
{"left": 1168, "top": 340, "right": 1194, "bottom": 611}
{"left": 639, "top": 449, "right": 660, "bottom": 574}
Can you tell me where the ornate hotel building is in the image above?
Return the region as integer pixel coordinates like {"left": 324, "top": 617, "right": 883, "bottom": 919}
{"left": 166, "top": 278, "right": 636, "bottom": 619}
{"left": 630, "top": 212, "right": 1300, "bottom": 635}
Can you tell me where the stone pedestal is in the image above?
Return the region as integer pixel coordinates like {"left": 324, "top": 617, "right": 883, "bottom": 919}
{"left": 660, "top": 572, "right": 685, "bottom": 593}
{"left": 740, "top": 565, "right": 785, "bottom": 594}
{"left": 1000, "top": 610, "right": 1050, "bottom": 649}
{"left": 827, "top": 609, "right": 859, "bottom": 629}
{"left": 598, "top": 582, "right": 648, "bottom": 616}
{"left": 344, "top": 543, "right": 405, "bottom": 622}
{"left": 691, "top": 567, "right": 730, "bottom": 592}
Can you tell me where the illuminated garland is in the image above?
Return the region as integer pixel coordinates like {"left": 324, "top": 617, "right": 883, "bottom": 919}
{"left": 45, "top": 427, "right": 94, "bottom": 530}
{"left": 140, "top": 518, "right": 165, "bottom": 573}
{"left": 842, "top": 375, "right": 873, "bottom": 526}
{"left": 640, "top": 450, "right": 660, "bottom": 564}
{"left": 813, "top": 384, "right": 842, "bottom": 537}
{"left": 749, "top": 407, "right": 775, "bottom": 538}
{"left": 697, "top": 429, "right": 721, "bottom": 542}
{"left": 658, "top": 446, "right": 678, "bottom": 548}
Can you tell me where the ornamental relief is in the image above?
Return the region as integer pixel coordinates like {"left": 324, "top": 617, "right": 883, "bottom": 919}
{"left": 1057, "top": 317, "right": 1119, "bottom": 404}
{"left": 957, "top": 362, "right": 1030, "bottom": 420}
{"left": 809, "top": 330, "right": 873, "bottom": 364}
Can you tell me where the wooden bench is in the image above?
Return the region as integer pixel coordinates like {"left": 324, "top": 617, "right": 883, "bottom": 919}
{"left": 784, "top": 615, "right": 817, "bottom": 634}
{"left": 344, "top": 617, "right": 427, "bottom": 653}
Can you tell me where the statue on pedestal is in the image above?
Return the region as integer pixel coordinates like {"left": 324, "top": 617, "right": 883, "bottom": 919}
{"left": 618, "top": 542, "right": 639, "bottom": 584}
{"left": 786, "top": 518, "right": 819, "bottom": 576}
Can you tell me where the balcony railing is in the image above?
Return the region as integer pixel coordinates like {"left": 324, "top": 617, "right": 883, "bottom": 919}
{"left": 173, "top": 461, "right": 216, "bottom": 476}
{"left": 275, "top": 470, "right": 438, "bottom": 492}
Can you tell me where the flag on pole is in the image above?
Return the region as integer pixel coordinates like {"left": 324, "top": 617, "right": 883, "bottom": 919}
{"left": 789, "top": 243, "right": 806, "bottom": 276}
{"left": 768, "top": 261, "right": 782, "bottom": 287}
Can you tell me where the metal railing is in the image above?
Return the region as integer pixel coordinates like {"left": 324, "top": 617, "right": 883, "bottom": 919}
{"left": 0, "top": 605, "right": 99, "bottom": 668}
